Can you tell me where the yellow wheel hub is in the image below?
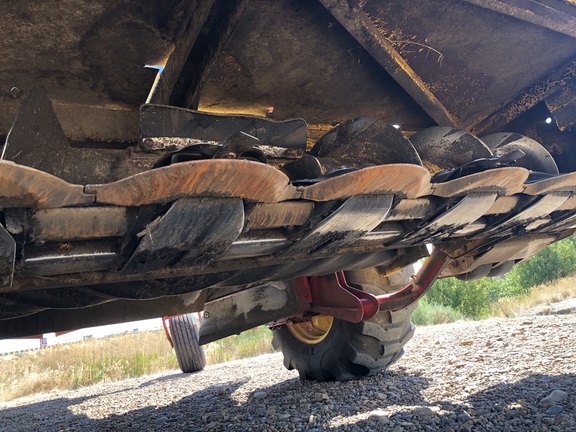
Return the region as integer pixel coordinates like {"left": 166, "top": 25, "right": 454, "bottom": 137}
{"left": 288, "top": 316, "right": 334, "bottom": 344}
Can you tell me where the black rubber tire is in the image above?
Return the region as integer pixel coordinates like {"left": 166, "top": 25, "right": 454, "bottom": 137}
{"left": 169, "top": 314, "right": 206, "bottom": 373}
{"left": 272, "top": 266, "right": 416, "bottom": 381}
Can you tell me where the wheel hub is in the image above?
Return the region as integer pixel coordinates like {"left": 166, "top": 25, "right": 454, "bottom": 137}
{"left": 288, "top": 315, "right": 334, "bottom": 344}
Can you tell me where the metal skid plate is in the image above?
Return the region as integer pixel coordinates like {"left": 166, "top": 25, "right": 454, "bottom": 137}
{"left": 199, "top": 281, "right": 305, "bottom": 344}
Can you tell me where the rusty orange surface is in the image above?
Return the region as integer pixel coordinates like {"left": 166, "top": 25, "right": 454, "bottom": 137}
{"left": 431, "top": 168, "right": 529, "bottom": 197}
{"left": 246, "top": 202, "right": 313, "bottom": 229}
{"left": 485, "top": 196, "right": 520, "bottom": 215}
{"left": 301, "top": 164, "right": 431, "bottom": 201}
{"left": 556, "top": 194, "right": 576, "bottom": 211}
{"left": 0, "top": 161, "right": 94, "bottom": 208}
{"left": 523, "top": 172, "right": 576, "bottom": 195}
{"left": 86, "top": 159, "right": 299, "bottom": 206}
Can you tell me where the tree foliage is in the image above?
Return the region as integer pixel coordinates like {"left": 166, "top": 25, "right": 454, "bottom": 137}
{"left": 425, "top": 237, "right": 576, "bottom": 319}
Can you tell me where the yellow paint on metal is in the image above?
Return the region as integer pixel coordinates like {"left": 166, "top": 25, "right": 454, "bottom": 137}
{"left": 288, "top": 316, "right": 334, "bottom": 344}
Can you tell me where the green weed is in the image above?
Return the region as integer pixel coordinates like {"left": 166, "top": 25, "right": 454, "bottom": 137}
{"left": 411, "top": 298, "right": 464, "bottom": 325}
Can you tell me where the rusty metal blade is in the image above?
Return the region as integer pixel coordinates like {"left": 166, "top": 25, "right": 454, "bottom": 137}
{"left": 0, "top": 161, "right": 94, "bottom": 208}
{"left": 431, "top": 167, "right": 529, "bottom": 197}
{"left": 402, "top": 192, "right": 498, "bottom": 244}
{"left": 122, "top": 198, "right": 244, "bottom": 274}
{"left": 479, "top": 192, "right": 570, "bottom": 238}
{"left": 86, "top": 159, "right": 299, "bottom": 205}
{"left": 523, "top": 172, "right": 576, "bottom": 195}
{"left": 281, "top": 195, "right": 393, "bottom": 256}
{"left": 140, "top": 105, "right": 307, "bottom": 154}
{"left": 301, "top": 164, "right": 431, "bottom": 201}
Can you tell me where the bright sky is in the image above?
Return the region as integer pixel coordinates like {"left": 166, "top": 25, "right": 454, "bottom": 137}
{"left": 0, "top": 318, "right": 163, "bottom": 355}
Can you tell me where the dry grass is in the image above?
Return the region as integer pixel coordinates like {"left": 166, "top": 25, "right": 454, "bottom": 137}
{"left": 0, "top": 326, "right": 276, "bottom": 402}
{"left": 204, "top": 326, "right": 275, "bottom": 364}
{"left": 491, "top": 275, "right": 576, "bottom": 318}
{"left": 0, "top": 330, "right": 178, "bottom": 401}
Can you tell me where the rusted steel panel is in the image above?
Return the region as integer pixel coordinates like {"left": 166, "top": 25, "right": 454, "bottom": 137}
{"left": 431, "top": 167, "right": 529, "bottom": 197}
{"left": 31, "top": 207, "right": 129, "bottom": 241}
{"left": 462, "top": 0, "right": 576, "bottom": 39}
{"left": 148, "top": 0, "right": 215, "bottom": 104}
{"left": 0, "top": 162, "right": 94, "bottom": 209}
{"left": 472, "top": 59, "right": 576, "bottom": 134}
{"left": 245, "top": 202, "right": 313, "bottom": 229}
{"left": 318, "top": 0, "right": 458, "bottom": 128}
{"left": 360, "top": 0, "right": 576, "bottom": 129}
{"left": 301, "top": 164, "right": 431, "bottom": 201}
{"left": 0, "top": 0, "right": 186, "bottom": 136}
{"left": 167, "top": 0, "right": 253, "bottom": 108}
{"left": 86, "top": 159, "right": 299, "bottom": 205}
{"left": 197, "top": 0, "right": 434, "bottom": 127}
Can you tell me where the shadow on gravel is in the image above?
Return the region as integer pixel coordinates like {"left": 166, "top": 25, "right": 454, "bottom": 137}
{"left": 326, "top": 373, "right": 576, "bottom": 431}
{"left": 0, "top": 377, "right": 247, "bottom": 432}
{"left": 1, "top": 372, "right": 574, "bottom": 431}
{"left": 137, "top": 371, "right": 190, "bottom": 388}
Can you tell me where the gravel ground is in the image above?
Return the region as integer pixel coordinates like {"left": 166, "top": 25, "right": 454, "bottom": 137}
{"left": 1, "top": 302, "right": 574, "bottom": 432}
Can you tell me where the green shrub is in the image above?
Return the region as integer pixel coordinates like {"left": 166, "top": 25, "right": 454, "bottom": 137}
{"left": 511, "top": 237, "right": 576, "bottom": 290}
{"left": 411, "top": 298, "right": 463, "bottom": 325}
{"left": 425, "top": 237, "right": 576, "bottom": 319}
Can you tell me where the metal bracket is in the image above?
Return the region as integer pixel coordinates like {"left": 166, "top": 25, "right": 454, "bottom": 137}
{"left": 284, "top": 248, "right": 449, "bottom": 324}
{"left": 290, "top": 272, "right": 379, "bottom": 323}
{"left": 375, "top": 248, "right": 448, "bottom": 312}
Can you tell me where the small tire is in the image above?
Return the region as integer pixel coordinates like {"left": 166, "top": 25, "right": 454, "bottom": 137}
{"left": 169, "top": 314, "right": 206, "bottom": 373}
{"left": 272, "top": 266, "right": 416, "bottom": 381}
